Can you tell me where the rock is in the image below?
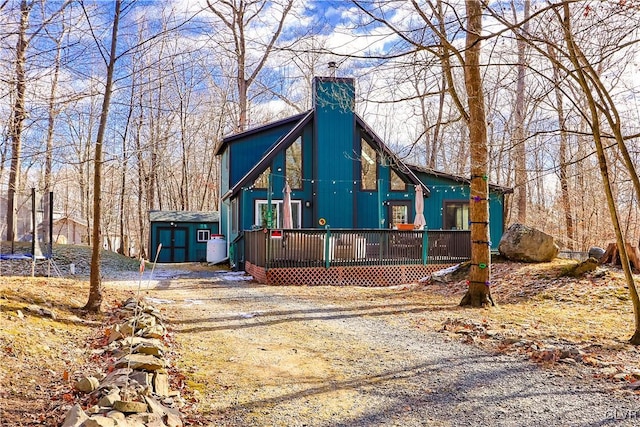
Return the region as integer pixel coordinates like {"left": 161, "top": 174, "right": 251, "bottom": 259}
{"left": 133, "top": 341, "right": 165, "bottom": 357}
{"left": 131, "top": 371, "right": 153, "bottom": 388}
{"left": 565, "top": 258, "right": 599, "bottom": 277}
{"left": 428, "top": 262, "right": 470, "bottom": 284}
{"left": 121, "top": 337, "right": 165, "bottom": 351}
{"left": 113, "top": 400, "right": 149, "bottom": 413}
{"left": 588, "top": 246, "right": 606, "bottom": 260}
{"left": 128, "top": 412, "right": 165, "bottom": 427}
{"left": 100, "top": 368, "right": 133, "bottom": 389}
{"left": 104, "top": 410, "right": 125, "bottom": 422}
{"left": 142, "top": 324, "right": 166, "bottom": 339}
{"left": 145, "top": 396, "right": 183, "bottom": 425}
{"left": 74, "top": 376, "right": 100, "bottom": 393}
{"left": 115, "top": 354, "right": 165, "bottom": 371}
{"left": 41, "top": 307, "right": 57, "bottom": 320}
{"left": 98, "top": 389, "right": 121, "bottom": 407}
{"left": 16, "top": 310, "right": 24, "bottom": 319}
{"left": 498, "top": 223, "right": 559, "bottom": 262}
{"left": 62, "top": 404, "right": 89, "bottom": 427}
{"left": 153, "top": 372, "right": 170, "bottom": 397}
{"left": 136, "top": 313, "right": 157, "bottom": 329}
{"left": 84, "top": 416, "right": 117, "bottom": 427}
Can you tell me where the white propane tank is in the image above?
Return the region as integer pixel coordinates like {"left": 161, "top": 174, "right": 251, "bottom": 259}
{"left": 206, "top": 234, "right": 227, "bottom": 263}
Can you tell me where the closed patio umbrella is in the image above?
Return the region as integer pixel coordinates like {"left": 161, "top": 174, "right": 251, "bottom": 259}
{"left": 414, "top": 184, "right": 426, "bottom": 229}
{"left": 282, "top": 182, "right": 293, "bottom": 229}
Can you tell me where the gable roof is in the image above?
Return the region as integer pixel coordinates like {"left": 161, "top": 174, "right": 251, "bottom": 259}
{"left": 221, "top": 110, "right": 314, "bottom": 201}
{"left": 149, "top": 210, "right": 220, "bottom": 223}
{"left": 219, "top": 110, "right": 430, "bottom": 201}
{"left": 214, "top": 111, "right": 311, "bottom": 156}
{"left": 355, "top": 114, "right": 430, "bottom": 196}
{"left": 407, "top": 164, "right": 513, "bottom": 194}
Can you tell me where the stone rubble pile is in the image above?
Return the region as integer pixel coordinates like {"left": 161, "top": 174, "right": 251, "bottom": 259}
{"left": 62, "top": 298, "right": 184, "bottom": 427}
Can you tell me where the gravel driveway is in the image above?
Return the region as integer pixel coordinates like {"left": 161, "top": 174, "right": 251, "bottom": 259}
{"left": 124, "top": 266, "right": 640, "bottom": 426}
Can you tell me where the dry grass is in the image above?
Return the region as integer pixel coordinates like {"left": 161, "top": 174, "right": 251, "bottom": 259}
{"left": 0, "top": 253, "right": 139, "bottom": 425}
{"left": 1, "top": 247, "right": 640, "bottom": 424}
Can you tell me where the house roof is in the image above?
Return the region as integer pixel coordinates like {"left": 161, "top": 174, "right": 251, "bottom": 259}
{"left": 149, "top": 210, "right": 220, "bottom": 223}
{"left": 220, "top": 110, "right": 429, "bottom": 201}
{"left": 52, "top": 216, "right": 88, "bottom": 227}
{"left": 407, "top": 164, "right": 514, "bottom": 194}
{"left": 214, "top": 111, "right": 311, "bottom": 156}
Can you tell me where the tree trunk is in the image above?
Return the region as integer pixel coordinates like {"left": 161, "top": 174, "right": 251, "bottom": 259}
{"left": 43, "top": 28, "right": 63, "bottom": 255}
{"left": 560, "top": 2, "right": 640, "bottom": 344}
{"left": 547, "top": 45, "right": 575, "bottom": 249}
{"left": 85, "top": 0, "right": 122, "bottom": 312}
{"left": 600, "top": 243, "right": 640, "bottom": 272}
{"left": 6, "top": 0, "right": 30, "bottom": 244}
{"left": 512, "top": 0, "right": 529, "bottom": 224}
{"left": 460, "top": 0, "right": 493, "bottom": 307}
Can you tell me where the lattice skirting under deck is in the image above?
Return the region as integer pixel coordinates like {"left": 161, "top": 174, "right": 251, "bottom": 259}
{"left": 245, "top": 262, "right": 455, "bottom": 286}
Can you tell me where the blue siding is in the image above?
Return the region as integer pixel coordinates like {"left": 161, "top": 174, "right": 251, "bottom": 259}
{"left": 150, "top": 221, "right": 220, "bottom": 262}
{"left": 313, "top": 78, "right": 356, "bottom": 228}
{"left": 414, "top": 171, "right": 505, "bottom": 249}
{"left": 236, "top": 124, "right": 316, "bottom": 231}
{"left": 229, "top": 124, "right": 295, "bottom": 186}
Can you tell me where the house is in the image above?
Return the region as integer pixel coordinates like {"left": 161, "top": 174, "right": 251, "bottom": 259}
{"left": 51, "top": 216, "right": 88, "bottom": 245}
{"left": 0, "top": 193, "right": 34, "bottom": 241}
{"left": 149, "top": 210, "right": 220, "bottom": 263}
{"left": 215, "top": 76, "right": 510, "bottom": 285}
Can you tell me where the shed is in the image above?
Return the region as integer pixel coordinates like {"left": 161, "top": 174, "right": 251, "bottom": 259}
{"left": 149, "top": 211, "right": 220, "bottom": 263}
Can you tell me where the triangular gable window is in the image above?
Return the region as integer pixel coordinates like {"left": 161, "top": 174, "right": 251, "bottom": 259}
{"left": 390, "top": 170, "right": 406, "bottom": 191}
{"left": 361, "top": 139, "right": 377, "bottom": 190}
{"left": 286, "top": 136, "right": 303, "bottom": 189}
{"left": 254, "top": 166, "right": 271, "bottom": 189}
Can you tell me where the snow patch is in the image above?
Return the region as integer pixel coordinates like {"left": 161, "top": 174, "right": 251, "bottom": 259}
{"left": 221, "top": 272, "right": 254, "bottom": 281}
{"left": 144, "top": 297, "right": 175, "bottom": 305}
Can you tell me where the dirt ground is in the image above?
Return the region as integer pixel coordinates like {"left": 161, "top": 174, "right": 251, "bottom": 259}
{"left": 2, "top": 259, "right": 640, "bottom": 425}
{"left": 127, "top": 261, "right": 640, "bottom": 425}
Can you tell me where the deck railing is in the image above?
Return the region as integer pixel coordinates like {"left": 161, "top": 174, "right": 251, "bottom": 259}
{"left": 242, "top": 228, "right": 471, "bottom": 269}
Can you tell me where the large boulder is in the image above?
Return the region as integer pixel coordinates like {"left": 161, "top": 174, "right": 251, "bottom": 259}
{"left": 498, "top": 223, "right": 559, "bottom": 262}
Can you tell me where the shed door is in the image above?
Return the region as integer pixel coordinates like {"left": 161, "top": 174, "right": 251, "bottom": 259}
{"left": 157, "top": 227, "right": 188, "bottom": 262}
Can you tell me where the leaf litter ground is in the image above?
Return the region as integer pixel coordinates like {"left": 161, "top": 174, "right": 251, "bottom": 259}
{"left": 1, "top": 252, "right": 639, "bottom": 425}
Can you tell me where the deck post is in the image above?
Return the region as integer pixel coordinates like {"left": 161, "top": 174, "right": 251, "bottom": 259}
{"left": 324, "top": 225, "right": 331, "bottom": 269}
{"left": 422, "top": 229, "right": 428, "bottom": 265}
{"left": 377, "top": 179, "right": 383, "bottom": 229}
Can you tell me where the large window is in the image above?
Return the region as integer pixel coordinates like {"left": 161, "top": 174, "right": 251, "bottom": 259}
{"left": 444, "top": 202, "right": 470, "bottom": 230}
{"left": 361, "top": 139, "right": 377, "bottom": 190}
{"left": 254, "top": 167, "right": 271, "bottom": 189}
{"left": 231, "top": 198, "right": 238, "bottom": 233}
{"left": 286, "top": 137, "right": 303, "bottom": 189}
{"left": 390, "top": 170, "right": 406, "bottom": 191}
{"left": 255, "top": 200, "right": 302, "bottom": 228}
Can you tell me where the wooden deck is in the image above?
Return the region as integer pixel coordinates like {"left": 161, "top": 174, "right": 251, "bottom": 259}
{"left": 239, "top": 228, "right": 470, "bottom": 286}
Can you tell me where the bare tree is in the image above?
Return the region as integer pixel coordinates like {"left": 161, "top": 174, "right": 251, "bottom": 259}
{"left": 5, "top": 0, "right": 31, "bottom": 245}
{"left": 459, "top": 0, "right": 492, "bottom": 306}
{"left": 4, "top": 0, "right": 70, "bottom": 245}
{"left": 205, "top": 0, "right": 294, "bottom": 131}
{"left": 512, "top": 0, "right": 530, "bottom": 224}
{"left": 84, "top": 0, "right": 122, "bottom": 312}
